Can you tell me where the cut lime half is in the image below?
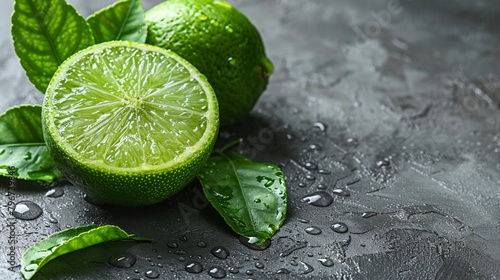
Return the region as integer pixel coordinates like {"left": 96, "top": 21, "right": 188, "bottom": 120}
{"left": 42, "top": 41, "right": 219, "bottom": 206}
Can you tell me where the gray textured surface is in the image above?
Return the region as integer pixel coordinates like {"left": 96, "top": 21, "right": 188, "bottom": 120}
{"left": 1, "top": 0, "right": 500, "bottom": 279}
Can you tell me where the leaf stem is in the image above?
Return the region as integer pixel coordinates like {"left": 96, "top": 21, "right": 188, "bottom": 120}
{"left": 216, "top": 138, "right": 242, "bottom": 154}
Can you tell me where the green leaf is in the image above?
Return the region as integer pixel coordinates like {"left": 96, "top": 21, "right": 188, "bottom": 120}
{"left": 21, "top": 224, "right": 151, "bottom": 280}
{"left": 11, "top": 0, "right": 94, "bottom": 93}
{"left": 87, "top": 0, "right": 147, "bottom": 44}
{"left": 197, "top": 152, "right": 287, "bottom": 245}
{"left": 0, "top": 105, "right": 62, "bottom": 181}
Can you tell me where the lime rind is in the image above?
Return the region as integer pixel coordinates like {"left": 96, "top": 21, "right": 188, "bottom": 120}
{"left": 43, "top": 41, "right": 219, "bottom": 175}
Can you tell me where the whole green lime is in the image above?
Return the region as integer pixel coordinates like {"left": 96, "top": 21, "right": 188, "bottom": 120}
{"left": 145, "top": 0, "right": 274, "bottom": 126}
{"left": 42, "top": 41, "right": 219, "bottom": 206}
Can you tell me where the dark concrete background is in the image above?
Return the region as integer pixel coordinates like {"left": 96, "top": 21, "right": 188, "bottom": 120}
{"left": 1, "top": 0, "right": 499, "bottom": 279}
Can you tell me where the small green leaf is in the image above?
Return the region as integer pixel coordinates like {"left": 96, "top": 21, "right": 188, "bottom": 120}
{"left": 87, "top": 0, "right": 147, "bottom": 44}
{"left": 0, "top": 105, "right": 62, "bottom": 181}
{"left": 197, "top": 152, "right": 287, "bottom": 245}
{"left": 21, "top": 225, "right": 151, "bottom": 280}
{"left": 11, "top": 0, "right": 94, "bottom": 93}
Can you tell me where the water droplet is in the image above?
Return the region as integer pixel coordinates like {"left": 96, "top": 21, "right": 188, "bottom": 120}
{"left": 45, "top": 187, "right": 64, "bottom": 198}
{"left": 280, "top": 241, "right": 307, "bottom": 257}
{"left": 331, "top": 222, "right": 349, "bottom": 233}
{"left": 239, "top": 236, "right": 271, "bottom": 251}
{"left": 167, "top": 242, "right": 178, "bottom": 248}
{"left": 13, "top": 201, "right": 42, "bottom": 220}
{"left": 362, "top": 211, "right": 377, "bottom": 218}
{"left": 246, "top": 269, "right": 253, "bottom": 275}
{"left": 298, "top": 182, "right": 307, "bottom": 188}
{"left": 305, "top": 174, "right": 316, "bottom": 181}
{"left": 211, "top": 246, "right": 229, "bottom": 259}
{"left": 309, "top": 144, "right": 322, "bottom": 151}
{"left": 178, "top": 235, "right": 188, "bottom": 242}
{"left": 318, "top": 257, "right": 334, "bottom": 267}
{"left": 313, "top": 122, "right": 327, "bottom": 132}
{"left": 290, "top": 260, "right": 298, "bottom": 266}
{"left": 346, "top": 138, "right": 359, "bottom": 147}
{"left": 304, "top": 162, "right": 318, "bottom": 170}
{"left": 197, "top": 241, "right": 207, "bottom": 248}
{"left": 255, "top": 262, "right": 264, "bottom": 269}
{"left": 316, "top": 184, "right": 327, "bottom": 190}
{"left": 23, "top": 152, "right": 32, "bottom": 160}
{"left": 178, "top": 256, "right": 186, "bottom": 262}
{"left": 185, "top": 261, "right": 203, "bottom": 274}
{"left": 305, "top": 226, "right": 322, "bottom": 235}
{"left": 376, "top": 160, "right": 390, "bottom": 167}
{"left": 48, "top": 212, "right": 58, "bottom": 224}
{"left": 300, "top": 261, "right": 314, "bottom": 274}
{"left": 174, "top": 250, "right": 186, "bottom": 255}
{"left": 197, "top": 13, "right": 208, "bottom": 21}
{"left": 225, "top": 26, "right": 233, "bottom": 33}
{"left": 228, "top": 267, "right": 239, "bottom": 274}
{"left": 302, "top": 191, "right": 333, "bottom": 207}
{"left": 228, "top": 57, "right": 236, "bottom": 65}
{"left": 208, "top": 266, "right": 226, "bottom": 278}
{"left": 277, "top": 268, "right": 290, "bottom": 274}
{"left": 298, "top": 218, "right": 310, "bottom": 223}
{"left": 108, "top": 253, "right": 136, "bottom": 268}
{"left": 318, "top": 169, "right": 331, "bottom": 175}
{"left": 332, "top": 188, "right": 350, "bottom": 197}
{"left": 145, "top": 269, "right": 159, "bottom": 279}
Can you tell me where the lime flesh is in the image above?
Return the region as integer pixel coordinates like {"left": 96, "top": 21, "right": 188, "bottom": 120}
{"left": 43, "top": 41, "right": 219, "bottom": 206}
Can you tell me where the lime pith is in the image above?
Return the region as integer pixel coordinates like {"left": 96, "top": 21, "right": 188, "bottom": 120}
{"left": 42, "top": 41, "right": 219, "bottom": 206}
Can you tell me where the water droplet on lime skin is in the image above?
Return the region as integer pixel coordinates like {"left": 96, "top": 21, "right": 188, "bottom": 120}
{"left": 197, "top": 241, "right": 207, "bottom": 248}
{"left": 185, "top": 261, "right": 203, "bottom": 274}
{"left": 302, "top": 191, "right": 333, "bottom": 207}
{"left": 108, "top": 253, "right": 136, "bottom": 268}
{"left": 208, "top": 266, "right": 226, "bottom": 278}
{"left": 13, "top": 201, "right": 42, "bottom": 220}
{"left": 211, "top": 246, "right": 229, "bottom": 259}
{"left": 197, "top": 13, "right": 208, "bottom": 21}
{"left": 227, "top": 57, "right": 237, "bottom": 65}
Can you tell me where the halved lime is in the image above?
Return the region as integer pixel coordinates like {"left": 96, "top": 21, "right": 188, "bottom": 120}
{"left": 42, "top": 41, "right": 219, "bottom": 206}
